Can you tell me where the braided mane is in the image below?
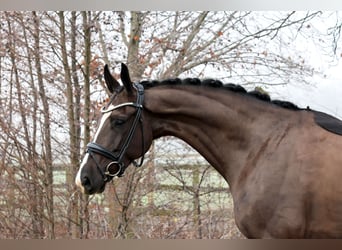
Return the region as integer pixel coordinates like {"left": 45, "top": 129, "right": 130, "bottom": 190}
{"left": 139, "top": 78, "right": 300, "bottom": 111}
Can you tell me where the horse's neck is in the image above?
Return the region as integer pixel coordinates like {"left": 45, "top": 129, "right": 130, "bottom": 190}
{"left": 144, "top": 86, "right": 292, "bottom": 184}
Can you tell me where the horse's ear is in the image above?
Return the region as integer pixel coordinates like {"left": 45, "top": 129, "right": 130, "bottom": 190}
{"left": 104, "top": 64, "right": 120, "bottom": 93}
{"left": 120, "top": 63, "right": 133, "bottom": 94}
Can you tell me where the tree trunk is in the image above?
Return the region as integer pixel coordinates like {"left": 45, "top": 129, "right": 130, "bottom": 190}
{"left": 81, "top": 10, "right": 92, "bottom": 238}
{"left": 32, "top": 11, "right": 55, "bottom": 239}
{"left": 193, "top": 167, "right": 202, "bottom": 238}
{"left": 20, "top": 12, "right": 44, "bottom": 238}
{"left": 126, "top": 11, "right": 145, "bottom": 81}
{"left": 58, "top": 11, "right": 81, "bottom": 238}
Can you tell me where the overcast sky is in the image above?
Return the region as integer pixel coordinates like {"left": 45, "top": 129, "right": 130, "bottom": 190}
{"left": 265, "top": 12, "right": 342, "bottom": 120}
{"left": 270, "top": 53, "right": 342, "bottom": 119}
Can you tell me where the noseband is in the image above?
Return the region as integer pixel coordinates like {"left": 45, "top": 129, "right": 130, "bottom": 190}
{"left": 86, "top": 83, "right": 145, "bottom": 182}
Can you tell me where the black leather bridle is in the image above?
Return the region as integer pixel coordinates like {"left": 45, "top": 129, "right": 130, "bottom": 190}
{"left": 86, "top": 83, "right": 145, "bottom": 182}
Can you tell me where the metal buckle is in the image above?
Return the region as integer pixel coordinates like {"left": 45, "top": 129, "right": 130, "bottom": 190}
{"left": 105, "top": 161, "right": 123, "bottom": 177}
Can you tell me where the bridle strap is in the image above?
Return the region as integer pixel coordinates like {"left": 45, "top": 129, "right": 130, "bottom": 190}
{"left": 133, "top": 117, "right": 145, "bottom": 168}
{"left": 87, "top": 142, "right": 118, "bottom": 162}
{"left": 87, "top": 145, "right": 122, "bottom": 182}
{"left": 86, "top": 83, "right": 145, "bottom": 180}
{"left": 114, "top": 85, "right": 144, "bottom": 165}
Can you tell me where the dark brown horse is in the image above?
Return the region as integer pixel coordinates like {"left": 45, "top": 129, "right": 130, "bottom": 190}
{"left": 76, "top": 63, "right": 342, "bottom": 238}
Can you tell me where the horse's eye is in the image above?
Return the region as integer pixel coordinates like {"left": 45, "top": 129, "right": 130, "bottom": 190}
{"left": 112, "top": 118, "right": 126, "bottom": 127}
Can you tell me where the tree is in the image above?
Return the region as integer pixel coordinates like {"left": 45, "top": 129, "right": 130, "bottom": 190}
{"left": 1, "top": 11, "right": 55, "bottom": 238}
{"left": 100, "top": 11, "right": 324, "bottom": 85}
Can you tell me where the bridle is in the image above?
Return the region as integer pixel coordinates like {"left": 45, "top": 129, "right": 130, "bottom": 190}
{"left": 86, "top": 83, "right": 145, "bottom": 182}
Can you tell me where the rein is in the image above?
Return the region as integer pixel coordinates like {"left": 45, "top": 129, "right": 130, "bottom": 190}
{"left": 86, "top": 83, "right": 145, "bottom": 181}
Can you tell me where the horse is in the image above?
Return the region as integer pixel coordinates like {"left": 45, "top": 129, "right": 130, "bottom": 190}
{"left": 76, "top": 63, "right": 342, "bottom": 238}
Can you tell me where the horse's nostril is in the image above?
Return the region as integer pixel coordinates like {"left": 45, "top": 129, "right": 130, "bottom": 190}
{"left": 82, "top": 176, "right": 91, "bottom": 188}
{"left": 81, "top": 175, "right": 94, "bottom": 194}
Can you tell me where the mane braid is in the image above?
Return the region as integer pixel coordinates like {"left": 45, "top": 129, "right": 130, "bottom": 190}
{"left": 139, "top": 78, "right": 300, "bottom": 111}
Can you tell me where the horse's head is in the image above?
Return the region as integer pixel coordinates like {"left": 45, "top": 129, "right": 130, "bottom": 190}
{"left": 75, "top": 63, "right": 153, "bottom": 194}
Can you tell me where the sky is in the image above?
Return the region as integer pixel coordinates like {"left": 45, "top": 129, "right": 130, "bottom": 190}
{"left": 267, "top": 13, "right": 342, "bottom": 119}
{"left": 271, "top": 60, "right": 342, "bottom": 119}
